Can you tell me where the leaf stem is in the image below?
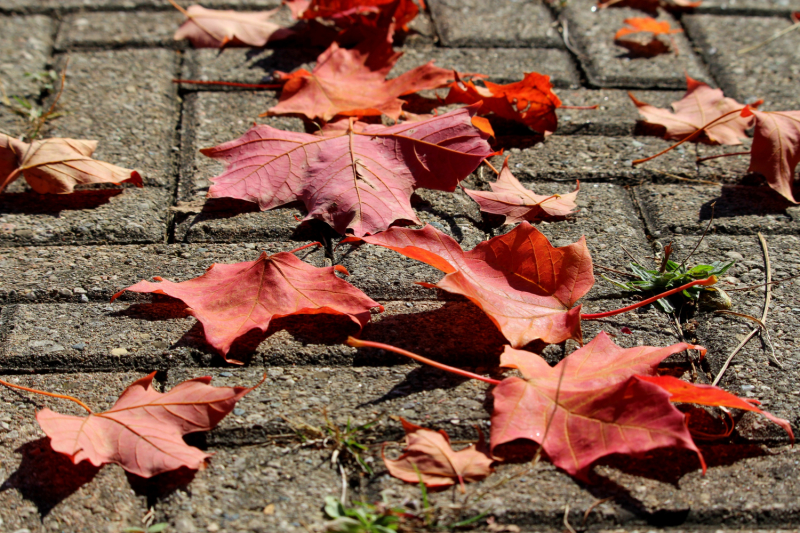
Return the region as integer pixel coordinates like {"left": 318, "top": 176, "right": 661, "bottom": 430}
{"left": 695, "top": 150, "right": 750, "bottom": 164}
{"left": 0, "top": 167, "right": 22, "bottom": 194}
{"left": 172, "top": 79, "right": 282, "bottom": 89}
{"left": 632, "top": 107, "right": 747, "bottom": 166}
{"left": 346, "top": 337, "right": 501, "bottom": 385}
{"left": 560, "top": 104, "right": 599, "bottom": 110}
{"left": 0, "top": 378, "right": 93, "bottom": 413}
{"left": 582, "top": 276, "right": 718, "bottom": 320}
{"left": 287, "top": 241, "right": 322, "bottom": 254}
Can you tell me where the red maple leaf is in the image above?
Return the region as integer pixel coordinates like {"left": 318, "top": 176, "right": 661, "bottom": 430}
{"left": 37, "top": 372, "right": 263, "bottom": 478}
{"left": 630, "top": 74, "right": 755, "bottom": 145}
{"left": 742, "top": 107, "right": 800, "bottom": 203}
{"left": 201, "top": 105, "right": 493, "bottom": 237}
{"left": 344, "top": 222, "right": 594, "bottom": 347}
{"left": 172, "top": 5, "right": 295, "bottom": 48}
{"left": 383, "top": 418, "right": 494, "bottom": 491}
{"left": 269, "top": 27, "right": 465, "bottom": 121}
{"left": 491, "top": 332, "right": 705, "bottom": 479}
{"left": 614, "top": 17, "right": 682, "bottom": 57}
{"left": 637, "top": 375, "right": 794, "bottom": 440}
{"left": 285, "top": 0, "right": 419, "bottom": 29}
{"left": 444, "top": 72, "right": 562, "bottom": 135}
{"left": 0, "top": 134, "right": 142, "bottom": 194}
{"left": 112, "top": 245, "right": 382, "bottom": 363}
{"left": 463, "top": 158, "right": 579, "bottom": 223}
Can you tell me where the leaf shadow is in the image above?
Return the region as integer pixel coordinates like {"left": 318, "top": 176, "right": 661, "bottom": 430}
{"left": 698, "top": 185, "right": 796, "bottom": 219}
{"left": 125, "top": 467, "right": 197, "bottom": 509}
{"left": 0, "top": 190, "right": 123, "bottom": 215}
{"left": 0, "top": 437, "right": 101, "bottom": 518}
{"left": 614, "top": 38, "right": 672, "bottom": 59}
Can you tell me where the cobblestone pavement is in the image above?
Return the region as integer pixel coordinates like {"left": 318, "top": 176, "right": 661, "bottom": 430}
{"left": 1, "top": 1, "right": 800, "bottom": 532}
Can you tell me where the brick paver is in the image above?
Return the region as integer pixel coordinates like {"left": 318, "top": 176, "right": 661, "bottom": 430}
{"left": 1, "top": 1, "right": 799, "bottom": 532}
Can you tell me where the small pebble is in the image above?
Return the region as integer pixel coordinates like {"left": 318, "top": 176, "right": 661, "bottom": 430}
{"left": 233, "top": 408, "right": 245, "bottom": 416}
{"left": 71, "top": 342, "right": 86, "bottom": 351}
{"left": 110, "top": 347, "right": 128, "bottom": 356}
{"left": 405, "top": 302, "right": 413, "bottom": 308}
{"left": 219, "top": 371, "right": 233, "bottom": 377}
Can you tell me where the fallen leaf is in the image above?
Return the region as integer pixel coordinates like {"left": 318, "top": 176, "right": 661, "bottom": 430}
{"left": 285, "top": 0, "right": 419, "bottom": 29}
{"left": 269, "top": 27, "right": 465, "bottom": 121}
{"left": 202, "top": 105, "right": 493, "bottom": 236}
{"left": 445, "top": 72, "right": 562, "bottom": 135}
{"left": 112, "top": 248, "right": 383, "bottom": 362}
{"left": 614, "top": 17, "right": 682, "bottom": 57}
{"left": 0, "top": 134, "right": 142, "bottom": 194}
{"left": 37, "top": 372, "right": 262, "bottom": 478}
{"left": 344, "top": 222, "right": 594, "bottom": 347}
{"left": 630, "top": 74, "right": 754, "bottom": 145}
{"left": 491, "top": 332, "right": 706, "bottom": 479}
{"left": 742, "top": 108, "right": 800, "bottom": 203}
{"left": 463, "top": 157, "right": 579, "bottom": 224}
{"left": 173, "top": 5, "right": 294, "bottom": 48}
{"left": 638, "top": 375, "right": 795, "bottom": 440}
{"left": 383, "top": 418, "right": 493, "bottom": 491}
{"left": 615, "top": 17, "right": 682, "bottom": 40}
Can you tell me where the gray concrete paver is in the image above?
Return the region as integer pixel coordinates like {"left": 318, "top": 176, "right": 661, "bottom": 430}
{"left": 181, "top": 48, "right": 318, "bottom": 90}
{"left": 392, "top": 47, "right": 582, "bottom": 87}
{"left": 427, "top": 0, "right": 562, "bottom": 48}
{"left": 635, "top": 183, "right": 800, "bottom": 236}
{"left": 683, "top": 14, "right": 800, "bottom": 111}
{"left": 0, "top": 14, "right": 54, "bottom": 98}
{"left": 55, "top": 10, "right": 185, "bottom": 50}
{"left": 560, "top": 0, "right": 713, "bottom": 89}
{"left": 696, "top": 0, "right": 800, "bottom": 15}
{"left": 0, "top": 0, "right": 280, "bottom": 14}
{"left": 669, "top": 234, "right": 800, "bottom": 440}
{"left": 49, "top": 49, "right": 180, "bottom": 188}
{"left": 0, "top": 241, "right": 325, "bottom": 303}
{"left": 0, "top": 186, "right": 171, "bottom": 246}
{"left": 489, "top": 136, "right": 751, "bottom": 183}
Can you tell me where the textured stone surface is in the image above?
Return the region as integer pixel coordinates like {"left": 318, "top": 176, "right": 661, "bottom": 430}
{"left": 0, "top": 14, "right": 53, "bottom": 98}
{"left": 696, "top": 0, "right": 800, "bottom": 15}
{"left": 556, "top": 88, "right": 683, "bottom": 136}
{"left": 684, "top": 14, "right": 800, "bottom": 111}
{"left": 0, "top": 241, "right": 324, "bottom": 303}
{"left": 671, "top": 234, "right": 800, "bottom": 441}
{"left": 181, "top": 47, "right": 318, "bottom": 90}
{"left": 0, "top": 0, "right": 280, "bottom": 13}
{"left": 0, "top": 187, "right": 171, "bottom": 246}
{"left": 428, "top": 0, "right": 562, "bottom": 48}
{"left": 635, "top": 183, "right": 800, "bottom": 237}
{"left": 55, "top": 10, "right": 185, "bottom": 50}
{"left": 48, "top": 49, "right": 179, "bottom": 188}
{"left": 488, "top": 136, "right": 752, "bottom": 184}
{"left": 561, "top": 0, "right": 712, "bottom": 89}
{"left": 393, "top": 47, "right": 581, "bottom": 87}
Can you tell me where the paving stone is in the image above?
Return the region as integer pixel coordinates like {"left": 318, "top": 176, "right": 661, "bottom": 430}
{"left": 0, "top": 241, "right": 325, "bottom": 304}
{"left": 0, "top": 186, "right": 171, "bottom": 246}
{"left": 684, "top": 14, "right": 800, "bottom": 111}
{"left": 0, "top": 14, "right": 54, "bottom": 98}
{"left": 490, "top": 136, "right": 751, "bottom": 183}
{"left": 55, "top": 10, "right": 185, "bottom": 50}
{"left": 0, "top": 372, "right": 151, "bottom": 533}
{"left": 153, "top": 445, "right": 342, "bottom": 533}
{"left": 428, "top": 0, "right": 562, "bottom": 48}
{"left": 393, "top": 47, "right": 581, "bottom": 87}
{"left": 635, "top": 183, "right": 800, "bottom": 237}
{"left": 49, "top": 49, "right": 180, "bottom": 188}
{"left": 0, "top": 107, "right": 27, "bottom": 138}
{"left": 670, "top": 234, "right": 800, "bottom": 443}
{"left": 560, "top": 0, "right": 712, "bottom": 89}
{"left": 696, "top": 0, "right": 800, "bottom": 15}
{"left": 181, "top": 47, "right": 318, "bottom": 91}
{"left": 556, "top": 88, "right": 683, "bottom": 136}
{"left": 366, "top": 444, "right": 800, "bottom": 529}
{"left": 166, "top": 366, "right": 493, "bottom": 445}
{"left": 0, "top": 300, "right": 512, "bottom": 372}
